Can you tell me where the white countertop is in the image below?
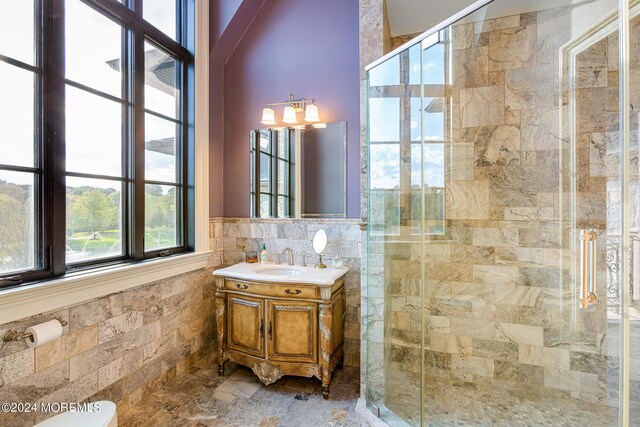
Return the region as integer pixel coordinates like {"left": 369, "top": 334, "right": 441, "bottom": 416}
{"left": 212, "top": 262, "right": 349, "bottom": 286}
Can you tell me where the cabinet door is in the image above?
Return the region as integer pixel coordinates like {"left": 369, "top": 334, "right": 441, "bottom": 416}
{"left": 267, "top": 300, "right": 317, "bottom": 363}
{"left": 228, "top": 295, "right": 264, "bottom": 357}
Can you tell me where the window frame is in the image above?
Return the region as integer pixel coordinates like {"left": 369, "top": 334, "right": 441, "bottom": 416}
{"left": 0, "top": 0, "right": 196, "bottom": 289}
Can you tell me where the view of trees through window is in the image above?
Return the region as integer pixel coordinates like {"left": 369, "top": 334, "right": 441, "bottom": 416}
{"left": 0, "top": 177, "right": 34, "bottom": 274}
{"left": 0, "top": 0, "right": 192, "bottom": 282}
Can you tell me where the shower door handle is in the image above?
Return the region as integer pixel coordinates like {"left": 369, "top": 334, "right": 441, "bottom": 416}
{"left": 579, "top": 229, "right": 598, "bottom": 309}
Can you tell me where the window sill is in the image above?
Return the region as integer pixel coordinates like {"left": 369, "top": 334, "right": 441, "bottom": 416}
{"left": 0, "top": 251, "right": 212, "bottom": 325}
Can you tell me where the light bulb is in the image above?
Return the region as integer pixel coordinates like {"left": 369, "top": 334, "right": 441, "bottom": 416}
{"left": 261, "top": 107, "right": 276, "bottom": 125}
{"left": 282, "top": 106, "right": 297, "bottom": 124}
{"left": 304, "top": 104, "right": 320, "bottom": 122}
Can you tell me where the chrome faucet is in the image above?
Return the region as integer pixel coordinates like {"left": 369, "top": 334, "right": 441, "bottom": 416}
{"left": 282, "top": 248, "right": 294, "bottom": 266}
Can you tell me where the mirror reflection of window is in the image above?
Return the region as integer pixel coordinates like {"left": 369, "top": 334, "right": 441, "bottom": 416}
{"left": 250, "top": 123, "right": 346, "bottom": 219}
{"left": 250, "top": 129, "right": 294, "bottom": 218}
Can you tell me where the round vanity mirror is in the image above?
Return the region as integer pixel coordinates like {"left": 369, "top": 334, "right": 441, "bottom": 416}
{"left": 312, "top": 229, "right": 328, "bottom": 269}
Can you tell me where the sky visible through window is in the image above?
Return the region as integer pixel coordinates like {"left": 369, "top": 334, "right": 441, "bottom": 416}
{"left": 368, "top": 43, "right": 445, "bottom": 191}
{"left": 0, "top": 0, "right": 177, "bottom": 188}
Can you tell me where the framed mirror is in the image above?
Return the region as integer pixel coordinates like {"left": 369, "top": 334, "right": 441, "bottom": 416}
{"left": 250, "top": 121, "right": 346, "bottom": 219}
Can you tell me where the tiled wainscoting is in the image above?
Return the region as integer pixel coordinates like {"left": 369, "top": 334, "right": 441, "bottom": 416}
{"left": 0, "top": 267, "right": 220, "bottom": 427}
{"left": 0, "top": 216, "right": 363, "bottom": 426}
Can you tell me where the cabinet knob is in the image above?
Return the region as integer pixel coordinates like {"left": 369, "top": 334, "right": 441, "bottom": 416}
{"left": 285, "top": 289, "right": 301, "bottom": 295}
{"left": 236, "top": 283, "right": 249, "bottom": 290}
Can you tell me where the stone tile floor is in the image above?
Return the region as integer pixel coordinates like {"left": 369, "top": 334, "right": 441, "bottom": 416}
{"left": 119, "top": 361, "right": 361, "bottom": 427}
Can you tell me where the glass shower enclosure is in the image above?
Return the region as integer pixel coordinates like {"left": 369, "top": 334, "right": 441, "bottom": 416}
{"left": 365, "top": 0, "right": 640, "bottom": 425}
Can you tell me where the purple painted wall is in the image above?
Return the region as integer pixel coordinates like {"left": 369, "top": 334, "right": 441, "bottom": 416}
{"left": 209, "top": 0, "right": 266, "bottom": 217}
{"left": 221, "top": 0, "right": 360, "bottom": 218}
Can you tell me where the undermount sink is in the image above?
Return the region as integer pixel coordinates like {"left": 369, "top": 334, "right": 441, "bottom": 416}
{"left": 252, "top": 266, "right": 304, "bottom": 276}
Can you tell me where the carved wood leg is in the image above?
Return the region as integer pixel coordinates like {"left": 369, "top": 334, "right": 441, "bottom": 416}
{"left": 215, "top": 292, "right": 226, "bottom": 377}
{"left": 319, "top": 303, "right": 332, "bottom": 400}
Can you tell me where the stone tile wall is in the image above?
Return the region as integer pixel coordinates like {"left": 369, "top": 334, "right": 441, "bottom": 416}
{"left": 0, "top": 224, "right": 224, "bottom": 426}
{"left": 359, "top": 0, "right": 386, "bottom": 399}
{"left": 220, "top": 217, "right": 364, "bottom": 368}
{"left": 365, "top": 1, "right": 640, "bottom": 422}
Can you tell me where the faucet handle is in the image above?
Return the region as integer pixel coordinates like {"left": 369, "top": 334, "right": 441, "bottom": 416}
{"left": 302, "top": 253, "right": 312, "bottom": 267}
{"left": 272, "top": 254, "right": 281, "bottom": 265}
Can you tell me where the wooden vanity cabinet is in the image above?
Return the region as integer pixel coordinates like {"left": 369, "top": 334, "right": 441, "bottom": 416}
{"left": 214, "top": 275, "right": 346, "bottom": 399}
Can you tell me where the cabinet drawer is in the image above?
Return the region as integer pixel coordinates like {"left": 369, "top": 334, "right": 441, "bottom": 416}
{"left": 225, "top": 279, "right": 318, "bottom": 299}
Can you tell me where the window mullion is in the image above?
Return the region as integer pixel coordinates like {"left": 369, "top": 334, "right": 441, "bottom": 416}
{"left": 184, "top": 56, "right": 194, "bottom": 249}
{"left": 132, "top": 23, "right": 145, "bottom": 260}
{"left": 43, "top": 0, "right": 66, "bottom": 276}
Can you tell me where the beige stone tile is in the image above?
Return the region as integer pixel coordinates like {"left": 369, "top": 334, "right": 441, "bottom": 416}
{"left": 473, "top": 227, "right": 519, "bottom": 247}
{"left": 143, "top": 330, "right": 178, "bottom": 363}
{"left": 69, "top": 335, "right": 126, "bottom": 382}
{"left": 452, "top": 23, "right": 473, "bottom": 50}
{"left": 495, "top": 322, "right": 543, "bottom": 346}
{"left": 0, "top": 360, "right": 69, "bottom": 404}
{"left": 453, "top": 47, "right": 489, "bottom": 88}
{"left": 460, "top": 86, "right": 505, "bottom": 128}
{"left": 471, "top": 125, "right": 521, "bottom": 166}
{"left": 504, "top": 207, "right": 554, "bottom": 221}
{"left": 98, "top": 311, "right": 144, "bottom": 344}
{"left": 69, "top": 295, "right": 122, "bottom": 332}
{"left": 544, "top": 367, "right": 600, "bottom": 394}
{"left": 446, "top": 181, "right": 490, "bottom": 220}
{"left": 474, "top": 15, "right": 520, "bottom": 34}
{"left": 35, "top": 325, "right": 97, "bottom": 372}
{"left": 449, "top": 143, "right": 475, "bottom": 181}
{"left": 212, "top": 389, "right": 237, "bottom": 404}
{"left": 494, "top": 360, "right": 544, "bottom": 385}
{"left": 519, "top": 344, "right": 570, "bottom": 369}
{"left": 36, "top": 372, "right": 98, "bottom": 422}
{"left": 493, "top": 285, "right": 542, "bottom": 307}
{"left": 520, "top": 107, "right": 567, "bottom": 151}
{"left": 430, "top": 334, "right": 473, "bottom": 355}
{"left": 217, "top": 369, "right": 261, "bottom": 399}
{"left": 505, "top": 66, "right": 555, "bottom": 110}
{"left": 121, "top": 320, "right": 162, "bottom": 352}
{"left": 488, "top": 25, "right": 536, "bottom": 71}
{"left": 451, "top": 355, "right": 494, "bottom": 378}
{"left": 473, "top": 265, "right": 519, "bottom": 286}
{"left": 0, "top": 347, "right": 34, "bottom": 385}
{"left": 451, "top": 318, "right": 495, "bottom": 340}
{"left": 98, "top": 357, "right": 125, "bottom": 389}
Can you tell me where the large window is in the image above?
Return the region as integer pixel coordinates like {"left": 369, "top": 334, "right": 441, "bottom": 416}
{"left": 0, "top": 0, "right": 194, "bottom": 287}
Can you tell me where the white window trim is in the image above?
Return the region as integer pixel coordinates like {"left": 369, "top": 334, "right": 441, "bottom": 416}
{"left": 0, "top": 0, "right": 210, "bottom": 326}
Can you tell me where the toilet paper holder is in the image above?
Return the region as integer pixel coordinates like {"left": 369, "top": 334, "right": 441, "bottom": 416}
{"left": 2, "top": 317, "right": 68, "bottom": 342}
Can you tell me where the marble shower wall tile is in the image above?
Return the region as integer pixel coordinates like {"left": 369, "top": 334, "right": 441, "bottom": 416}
{"left": 370, "top": 4, "right": 633, "bottom": 414}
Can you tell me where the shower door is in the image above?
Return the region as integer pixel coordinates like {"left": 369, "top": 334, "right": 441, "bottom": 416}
{"left": 419, "top": 0, "right": 640, "bottom": 425}
{"left": 367, "top": 0, "right": 640, "bottom": 425}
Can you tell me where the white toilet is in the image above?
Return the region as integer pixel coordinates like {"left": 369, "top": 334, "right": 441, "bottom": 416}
{"left": 33, "top": 401, "right": 117, "bottom": 427}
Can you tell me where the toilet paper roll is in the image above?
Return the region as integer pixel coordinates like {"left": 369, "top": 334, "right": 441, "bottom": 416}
{"left": 24, "top": 319, "right": 63, "bottom": 348}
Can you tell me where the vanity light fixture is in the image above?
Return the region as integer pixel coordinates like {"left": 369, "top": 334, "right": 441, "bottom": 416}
{"left": 312, "top": 122, "right": 327, "bottom": 129}
{"left": 260, "top": 93, "right": 320, "bottom": 126}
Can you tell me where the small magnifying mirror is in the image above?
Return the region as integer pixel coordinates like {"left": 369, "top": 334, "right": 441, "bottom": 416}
{"left": 312, "top": 229, "right": 328, "bottom": 269}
